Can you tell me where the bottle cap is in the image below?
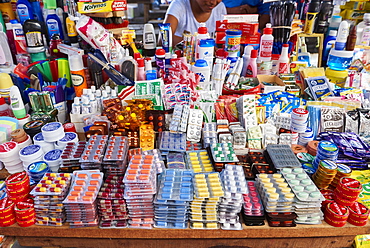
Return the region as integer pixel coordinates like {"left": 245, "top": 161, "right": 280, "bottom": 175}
{"left": 0, "top": 73, "right": 13, "bottom": 89}
{"left": 199, "top": 38, "right": 215, "bottom": 47}
{"left": 364, "top": 13, "right": 370, "bottom": 20}
{"left": 134, "top": 53, "right": 141, "bottom": 60}
{"left": 156, "top": 49, "right": 166, "bottom": 56}
{"left": 69, "top": 55, "right": 84, "bottom": 71}
{"left": 89, "top": 94, "right": 95, "bottom": 101}
{"left": 331, "top": 15, "right": 342, "bottom": 22}
{"left": 73, "top": 97, "right": 80, "bottom": 105}
{"left": 63, "top": 123, "right": 76, "bottom": 133}
{"left": 198, "top": 23, "right": 208, "bottom": 34}
{"left": 111, "top": 89, "right": 117, "bottom": 97}
{"left": 329, "top": 30, "right": 337, "bottom": 36}
{"left": 216, "top": 49, "right": 227, "bottom": 58}
{"left": 19, "top": 145, "right": 43, "bottom": 162}
{"left": 194, "top": 59, "right": 208, "bottom": 67}
{"left": 91, "top": 86, "right": 96, "bottom": 93}
{"left": 105, "top": 86, "right": 111, "bottom": 93}
{"left": 264, "top": 23, "right": 272, "bottom": 35}
{"left": 136, "top": 58, "right": 144, "bottom": 67}
{"left": 225, "top": 29, "right": 242, "bottom": 36}
{"left": 250, "top": 50, "right": 258, "bottom": 58}
{"left": 96, "top": 89, "right": 101, "bottom": 97}
{"left": 283, "top": 44, "right": 289, "bottom": 48}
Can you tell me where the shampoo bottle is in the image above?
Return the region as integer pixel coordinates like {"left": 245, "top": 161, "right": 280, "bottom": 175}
{"left": 259, "top": 23, "right": 274, "bottom": 61}
{"left": 9, "top": 85, "right": 26, "bottom": 119}
{"left": 241, "top": 46, "right": 253, "bottom": 77}
{"left": 335, "top": 21, "right": 349, "bottom": 50}
{"left": 16, "top": 0, "right": 34, "bottom": 25}
{"left": 246, "top": 50, "right": 258, "bottom": 78}
{"left": 46, "top": 9, "right": 64, "bottom": 40}
{"left": 0, "top": 23, "right": 14, "bottom": 72}
{"left": 23, "top": 19, "right": 46, "bottom": 62}
{"left": 323, "top": 30, "right": 337, "bottom": 64}
{"left": 69, "top": 54, "right": 87, "bottom": 97}
{"left": 143, "top": 23, "right": 156, "bottom": 58}
{"left": 278, "top": 44, "right": 290, "bottom": 75}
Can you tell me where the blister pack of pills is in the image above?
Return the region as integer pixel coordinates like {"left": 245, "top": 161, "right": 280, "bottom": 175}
{"left": 139, "top": 124, "right": 155, "bottom": 151}
{"left": 158, "top": 131, "right": 186, "bottom": 152}
{"left": 186, "top": 109, "right": 203, "bottom": 142}
{"left": 247, "top": 126, "right": 263, "bottom": 149}
{"left": 266, "top": 144, "right": 301, "bottom": 169}
{"left": 210, "top": 143, "right": 239, "bottom": 163}
{"left": 185, "top": 150, "right": 214, "bottom": 173}
{"left": 79, "top": 135, "right": 109, "bottom": 170}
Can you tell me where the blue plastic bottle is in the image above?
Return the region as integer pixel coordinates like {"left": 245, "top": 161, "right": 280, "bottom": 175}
{"left": 16, "top": 0, "right": 34, "bottom": 25}
{"left": 30, "top": 0, "right": 44, "bottom": 23}
{"left": 46, "top": 9, "right": 64, "bottom": 40}
{"left": 322, "top": 30, "right": 337, "bottom": 65}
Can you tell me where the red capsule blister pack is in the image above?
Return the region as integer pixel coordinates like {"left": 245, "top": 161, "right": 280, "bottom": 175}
{"left": 79, "top": 135, "right": 108, "bottom": 170}
{"left": 146, "top": 110, "right": 166, "bottom": 132}
{"left": 102, "top": 136, "right": 129, "bottom": 175}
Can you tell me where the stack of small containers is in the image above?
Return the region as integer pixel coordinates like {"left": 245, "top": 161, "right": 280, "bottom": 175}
{"left": 219, "top": 164, "right": 247, "bottom": 230}
{"left": 98, "top": 175, "right": 129, "bottom": 228}
{"left": 281, "top": 168, "right": 325, "bottom": 224}
{"left": 124, "top": 154, "right": 157, "bottom": 228}
{"left": 0, "top": 141, "right": 24, "bottom": 174}
{"left": 312, "top": 141, "right": 338, "bottom": 170}
{"left": 190, "top": 172, "right": 224, "bottom": 229}
{"left": 31, "top": 173, "right": 72, "bottom": 226}
{"left": 256, "top": 173, "right": 296, "bottom": 227}
{"left": 19, "top": 144, "right": 44, "bottom": 172}
{"left": 63, "top": 170, "right": 103, "bottom": 227}
{"left": 154, "top": 169, "right": 193, "bottom": 229}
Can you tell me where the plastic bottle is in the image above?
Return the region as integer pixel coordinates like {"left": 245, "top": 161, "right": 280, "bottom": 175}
{"left": 322, "top": 30, "right": 337, "bottom": 64}
{"left": 136, "top": 58, "right": 145, "bottom": 81}
{"left": 65, "top": 16, "right": 78, "bottom": 46}
{"left": 95, "top": 90, "right": 102, "bottom": 112}
{"left": 143, "top": 23, "right": 156, "bottom": 58}
{"left": 71, "top": 97, "right": 80, "bottom": 114}
{"left": 314, "top": 0, "right": 334, "bottom": 34}
{"left": 9, "top": 85, "right": 26, "bottom": 119}
{"left": 195, "top": 23, "right": 210, "bottom": 59}
{"left": 23, "top": 19, "right": 46, "bottom": 62}
{"left": 335, "top": 21, "right": 349, "bottom": 50}
{"left": 192, "top": 59, "right": 211, "bottom": 90}
{"left": 69, "top": 54, "right": 87, "bottom": 97}
{"left": 304, "top": 0, "right": 321, "bottom": 35}
{"left": 346, "top": 26, "right": 357, "bottom": 51}
{"left": 326, "top": 16, "right": 342, "bottom": 38}
{"left": 91, "top": 85, "right": 96, "bottom": 94}
{"left": 110, "top": 89, "right": 117, "bottom": 99}
{"left": 241, "top": 46, "right": 254, "bottom": 77}
{"left": 259, "top": 23, "right": 274, "bottom": 61}
{"left": 49, "top": 34, "right": 64, "bottom": 58}
{"left": 16, "top": 0, "right": 34, "bottom": 25}
{"left": 10, "top": 20, "right": 27, "bottom": 55}
{"left": 145, "top": 57, "right": 156, "bottom": 80}
{"left": 278, "top": 44, "right": 290, "bottom": 75}
{"left": 198, "top": 39, "right": 215, "bottom": 73}
{"left": 81, "top": 97, "right": 91, "bottom": 115}
{"left": 0, "top": 23, "right": 14, "bottom": 72}
{"left": 359, "top": 16, "right": 370, "bottom": 46}
{"left": 356, "top": 13, "right": 370, "bottom": 45}
{"left": 297, "top": 38, "right": 311, "bottom": 66}
{"left": 246, "top": 50, "right": 258, "bottom": 78}
{"left": 89, "top": 94, "right": 97, "bottom": 113}
{"left": 0, "top": 97, "right": 11, "bottom": 116}
{"left": 30, "top": 0, "right": 44, "bottom": 22}
{"left": 155, "top": 48, "right": 166, "bottom": 78}
{"left": 101, "top": 90, "right": 108, "bottom": 104}
{"left": 5, "top": 23, "right": 16, "bottom": 61}
{"left": 46, "top": 9, "right": 64, "bottom": 40}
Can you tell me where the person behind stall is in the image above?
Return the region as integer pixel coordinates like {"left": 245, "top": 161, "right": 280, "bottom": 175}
{"left": 164, "top": 0, "right": 227, "bottom": 46}
{"left": 222, "top": 0, "right": 270, "bottom": 30}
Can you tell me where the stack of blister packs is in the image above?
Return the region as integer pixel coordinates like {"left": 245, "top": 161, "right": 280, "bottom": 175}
{"left": 154, "top": 169, "right": 193, "bottom": 229}
{"left": 124, "top": 154, "right": 157, "bottom": 229}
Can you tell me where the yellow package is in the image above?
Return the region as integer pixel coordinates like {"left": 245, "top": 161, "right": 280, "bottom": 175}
{"left": 350, "top": 170, "right": 370, "bottom": 209}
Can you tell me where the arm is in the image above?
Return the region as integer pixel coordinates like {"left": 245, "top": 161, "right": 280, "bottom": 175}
{"left": 163, "top": 14, "right": 183, "bottom": 46}
{"left": 226, "top": 4, "right": 258, "bottom": 14}
{"left": 258, "top": 14, "right": 270, "bottom": 31}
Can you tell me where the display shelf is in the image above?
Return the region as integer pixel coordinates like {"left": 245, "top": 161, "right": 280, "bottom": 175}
{"left": 0, "top": 222, "right": 368, "bottom": 248}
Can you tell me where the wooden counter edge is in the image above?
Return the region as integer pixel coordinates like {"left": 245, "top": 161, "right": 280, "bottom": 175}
{"left": 0, "top": 222, "right": 369, "bottom": 239}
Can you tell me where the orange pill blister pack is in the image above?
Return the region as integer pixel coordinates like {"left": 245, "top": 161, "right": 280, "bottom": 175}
{"left": 63, "top": 170, "right": 103, "bottom": 204}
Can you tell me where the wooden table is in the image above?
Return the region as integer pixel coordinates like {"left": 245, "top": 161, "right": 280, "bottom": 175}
{"left": 0, "top": 222, "right": 369, "bottom": 248}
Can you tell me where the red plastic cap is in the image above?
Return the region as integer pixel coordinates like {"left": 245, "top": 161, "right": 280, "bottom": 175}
{"left": 264, "top": 27, "right": 272, "bottom": 35}
{"left": 198, "top": 26, "right": 208, "bottom": 34}
{"left": 216, "top": 49, "right": 227, "bottom": 58}
{"left": 251, "top": 50, "right": 258, "bottom": 58}
{"left": 136, "top": 58, "right": 145, "bottom": 67}
{"left": 156, "top": 49, "right": 166, "bottom": 56}
{"left": 283, "top": 44, "right": 289, "bottom": 47}
{"left": 0, "top": 98, "right": 5, "bottom": 105}
{"left": 134, "top": 53, "right": 141, "bottom": 60}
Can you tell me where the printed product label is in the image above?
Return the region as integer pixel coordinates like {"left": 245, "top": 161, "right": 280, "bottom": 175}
{"left": 42, "top": 122, "right": 61, "bottom": 132}
{"left": 278, "top": 62, "right": 289, "bottom": 74}
{"left": 33, "top": 133, "right": 44, "bottom": 141}
{"left": 16, "top": 4, "right": 29, "bottom": 18}
{"left": 44, "top": 149, "right": 62, "bottom": 161}
{"left": 13, "top": 27, "right": 27, "bottom": 54}
{"left": 47, "top": 19, "right": 60, "bottom": 36}
{"left": 71, "top": 73, "right": 84, "bottom": 87}
{"left": 20, "top": 145, "right": 40, "bottom": 156}
{"left": 361, "top": 27, "right": 370, "bottom": 46}
{"left": 0, "top": 142, "right": 16, "bottom": 153}
{"left": 28, "top": 162, "right": 48, "bottom": 173}
{"left": 59, "top": 132, "right": 77, "bottom": 142}
{"left": 25, "top": 31, "right": 43, "bottom": 47}
{"left": 226, "top": 37, "right": 241, "bottom": 53}
{"left": 260, "top": 40, "right": 273, "bottom": 57}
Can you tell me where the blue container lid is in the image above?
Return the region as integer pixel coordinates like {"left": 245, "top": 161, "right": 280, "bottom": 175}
{"left": 33, "top": 132, "right": 44, "bottom": 142}
{"left": 28, "top": 161, "right": 49, "bottom": 174}
{"left": 225, "top": 29, "right": 242, "bottom": 35}
{"left": 44, "top": 149, "right": 63, "bottom": 161}
{"left": 194, "top": 59, "right": 208, "bottom": 67}
{"left": 199, "top": 39, "right": 215, "bottom": 47}
{"left": 42, "top": 122, "right": 62, "bottom": 132}
{"left": 20, "top": 144, "right": 41, "bottom": 156}
{"left": 59, "top": 132, "right": 77, "bottom": 142}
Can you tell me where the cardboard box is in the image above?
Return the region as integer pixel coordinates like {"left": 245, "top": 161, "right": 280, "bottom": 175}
{"left": 216, "top": 20, "right": 259, "bottom": 35}
{"left": 77, "top": 0, "right": 126, "bottom": 13}
{"left": 257, "top": 75, "right": 285, "bottom": 93}
{"left": 216, "top": 32, "right": 260, "bottom": 45}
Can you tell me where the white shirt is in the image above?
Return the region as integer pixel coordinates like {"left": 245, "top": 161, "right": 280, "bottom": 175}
{"left": 166, "top": 0, "right": 227, "bottom": 37}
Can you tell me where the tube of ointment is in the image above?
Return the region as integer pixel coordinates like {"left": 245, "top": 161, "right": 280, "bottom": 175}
{"left": 159, "top": 23, "right": 171, "bottom": 53}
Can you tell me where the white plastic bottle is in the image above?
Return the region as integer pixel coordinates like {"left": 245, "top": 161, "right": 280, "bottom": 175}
{"left": 278, "top": 44, "right": 290, "bottom": 75}
{"left": 195, "top": 23, "right": 210, "bottom": 60}
{"left": 71, "top": 97, "right": 81, "bottom": 114}
{"left": 81, "top": 96, "right": 91, "bottom": 114}
{"left": 335, "top": 21, "right": 349, "bottom": 50}
{"left": 357, "top": 13, "right": 370, "bottom": 46}
{"left": 0, "top": 23, "right": 14, "bottom": 72}
{"left": 110, "top": 89, "right": 117, "bottom": 99}
{"left": 95, "top": 89, "right": 102, "bottom": 112}
{"left": 9, "top": 85, "right": 26, "bottom": 119}
{"left": 246, "top": 50, "right": 258, "bottom": 78}
{"left": 101, "top": 90, "right": 108, "bottom": 105}
{"left": 192, "top": 59, "right": 210, "bottom": 90}
{"left": 89, "top": 94, "right": 97, "bottom": 113}
{"left": 259, "top": 23, "right": 274, "bottom": 61}
{"left": 241, "top": 46, "right": 254, "bottom": 77}
{"left": 0, "top": 97, "right": 11, "bottom": 116}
